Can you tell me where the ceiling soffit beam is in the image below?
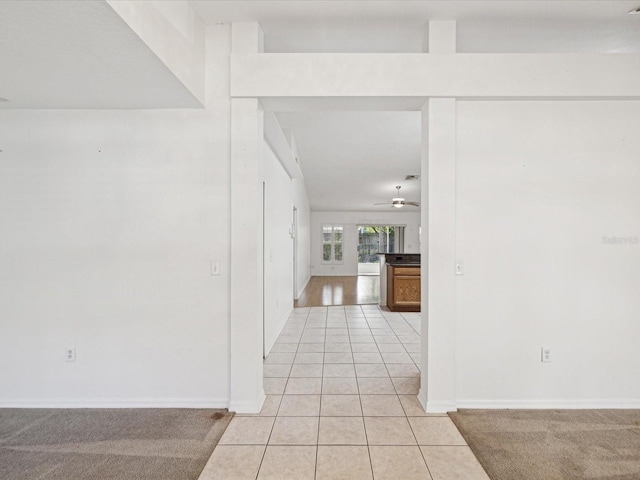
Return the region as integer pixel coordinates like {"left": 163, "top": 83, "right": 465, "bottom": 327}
{"left": 231, "top": 53, "right": 640, "bottom": 99}
{"left": 107, "top": 0, "right": 206, "bottom": 105}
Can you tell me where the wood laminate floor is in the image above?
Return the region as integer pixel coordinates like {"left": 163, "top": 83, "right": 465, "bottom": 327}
{"left": 295, "top": 276, "right": 380, "bottom": 307}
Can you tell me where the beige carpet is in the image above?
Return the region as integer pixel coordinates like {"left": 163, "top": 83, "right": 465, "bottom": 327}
{"left": 0, "top": 408, "right": 233, "bottom": 480}
{"left": 449, "top": 409, "right": 640, "bottom": 480}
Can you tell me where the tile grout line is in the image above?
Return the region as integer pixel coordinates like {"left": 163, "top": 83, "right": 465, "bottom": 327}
{"left": 258, "top": 307, "right": 311, "bottom": 479}
{"left": 264, "top": 304, "right": 436, "bottom": 479}
{"left": 383, "top": 309, "right": 420, "bottom": 398}
{"left": 360, "top": 305, "right": 378, "bottom": 479}
{"left": 370, "top": 305, "right": 427, "bottom": 478}
{"left": 380, "top": 312, "right": 414, "bottom": 420}
{"left": 383, "top": 309, "right": 438, "bottom": 479}
{"left": 417, "top": 440, "right": 436, "bottom": 480}
{"left": 398, "top": 310, "right": 422, "bottom": 367}
{"left": 313, "top": 305, "right": 327, "bottom": 480}
{"left": 397, "top": 311, "right": 422, "bottom": 371}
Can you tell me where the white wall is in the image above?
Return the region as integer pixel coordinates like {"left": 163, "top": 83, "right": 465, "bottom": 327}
{"left": 455, "top": 101, "right": 640, "bottom": 407}
{"left": 263, "top": 143, "right": 293, "bottom": 353}
{"left": 0, "top": 25, "right": 232, "bottom": 407}
{"left": 293, "top": 178, "right": 311, "bottom": 297}
{"left": 0, "top": 22, "right": 313, "bottom": 408}
{"left": 0, "top": 109, "right": 230, "bottom": 407}
{"left": 311, "top": 211, "right": 420, "bottom": 276}
{"left": 262, "top": 142, "right": 312, "bottom": 353}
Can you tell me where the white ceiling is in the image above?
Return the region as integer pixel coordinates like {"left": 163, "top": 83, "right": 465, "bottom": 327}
{"left": 191, "top": 1, "right": 640, "bottom": 53}
{"left": 0, "top": 1, "right": 201, "bottom": 109}
{"left": 277, "top": 112, "right": 421, "bottom": 211}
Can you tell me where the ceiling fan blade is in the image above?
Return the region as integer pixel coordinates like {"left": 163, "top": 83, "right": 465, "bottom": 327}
{"left": 373, "top": 202, "right": 392, "bottom": 205}
{"left": 404, "top": 202, "right": 420, "bottom": 207}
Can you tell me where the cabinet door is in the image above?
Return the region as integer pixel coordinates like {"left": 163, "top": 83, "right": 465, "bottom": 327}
{"left": 394, "top": 276, "right": 421, "bottom": 306}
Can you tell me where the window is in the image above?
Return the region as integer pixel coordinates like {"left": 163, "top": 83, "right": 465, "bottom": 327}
{"left": 357, "top": 225, "right": 404, "bottom": 264}
{"left": 322, "top": 225, "right": 343, "bottom": 263}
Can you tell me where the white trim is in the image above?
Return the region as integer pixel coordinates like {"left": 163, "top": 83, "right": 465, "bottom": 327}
{"left": 0, "top": 397, "right": 229, "bottom": 409}
{"left": 455, "top": 399, "right": 640, "bottom": 410}
{"left": 264, "top": 305, "right": 293, "bottom": 356}
{"left": 417, "top": 388, "right": 428, "bottom": 413}
{"left": 426, "top": 400, "right": 458, "bottom": 413}
{"left": 229, "top": 390, "right": 266, "bottom": 414}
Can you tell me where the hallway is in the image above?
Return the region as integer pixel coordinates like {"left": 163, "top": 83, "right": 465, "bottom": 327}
{"left": 295, "top": 276, "right": 380, "bottom": 307}
{"left": 200, "top": 305, "right": 488, "bottom": 479}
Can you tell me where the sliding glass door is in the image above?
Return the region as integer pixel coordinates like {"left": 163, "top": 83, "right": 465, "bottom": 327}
{"left": 357, "top": 225, "right": 404, "bottom": 275}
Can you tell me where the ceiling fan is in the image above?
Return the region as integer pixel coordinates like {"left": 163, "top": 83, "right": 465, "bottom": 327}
{"left": 374, "top": 186, "right": 420, "bottom": 208}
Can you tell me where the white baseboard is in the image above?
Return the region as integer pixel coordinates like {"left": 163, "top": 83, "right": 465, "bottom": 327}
{"left": 409, "top": 396, "right": 640, "bottom": 413}
{"left": 0, "top": 397, "right": 229, "bottom": 409}
{"left": 228, "top": 390, "right": 266, "bottom": 414}
{"left": 309, "top": 273, "right": 358, "bottom": 278}
{"left": 296, "top": 275, "right": 311, "bottom": 300}
{"left": 265, "top": 307, "right": 294, "bottom": 356}
{"left": 455, "top": 399, "right": 640, "bottom": 409}
{"left": 417, "top": 388, "right": 428, "bottom": 412}
{"left": 426, "top": 400, "right": 458, "bottom": 413}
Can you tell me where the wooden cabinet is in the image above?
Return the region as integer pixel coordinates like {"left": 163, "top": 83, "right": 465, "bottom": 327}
{"left": 386, "top": 265, "right": 420, "bottom": 312}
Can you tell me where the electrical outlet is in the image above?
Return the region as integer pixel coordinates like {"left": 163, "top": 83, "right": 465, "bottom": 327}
{"left": 455, "top": 260, "right": 464, "bottom": 275}
{"left": 66, "top": 346, "right": 76, "bottom": 362}
{"left": 210, "top": 260, "right": 220, "bottom": 276}
{"left": 541, "top": 347, "right": 551, "bottom": 363}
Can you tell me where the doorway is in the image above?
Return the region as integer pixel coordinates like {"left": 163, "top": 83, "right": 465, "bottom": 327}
{"left": 357, "top": 225, "right": 405, "bottom": 275}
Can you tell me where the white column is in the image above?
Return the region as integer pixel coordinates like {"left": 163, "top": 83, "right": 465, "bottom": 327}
{"left": 231, "top": 22, "right": 264, "bottom": 54}
{"left": 427, "top": 21, "right": 456, "bottom": 53}
{"left": 419, "top": 102, "right": 430, "bottom": 410}
{"left": 229, "top": 22, "right": 265, "bottom": 413}
{"left": 419, "top": 98, "right": 457, "bottom": 413}
{"left": 419, "top": 21, "right": 457, "bottom": 413}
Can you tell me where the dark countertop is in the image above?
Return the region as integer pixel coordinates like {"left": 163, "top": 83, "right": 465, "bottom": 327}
{"left": 381, "top": 253, "right": 421, "bottom": 267}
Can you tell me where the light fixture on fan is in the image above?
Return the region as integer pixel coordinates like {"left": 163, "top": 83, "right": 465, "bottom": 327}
{"left": 392, "top": 189, "right": 405, "bottom": 208}
{"left": 375, "top": 186, "right": 420, "bottom": 209}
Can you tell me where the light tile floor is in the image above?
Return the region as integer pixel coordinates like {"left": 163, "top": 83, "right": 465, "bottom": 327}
{"left": 199, "top": 305, "right": 489, "bottom": 480}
